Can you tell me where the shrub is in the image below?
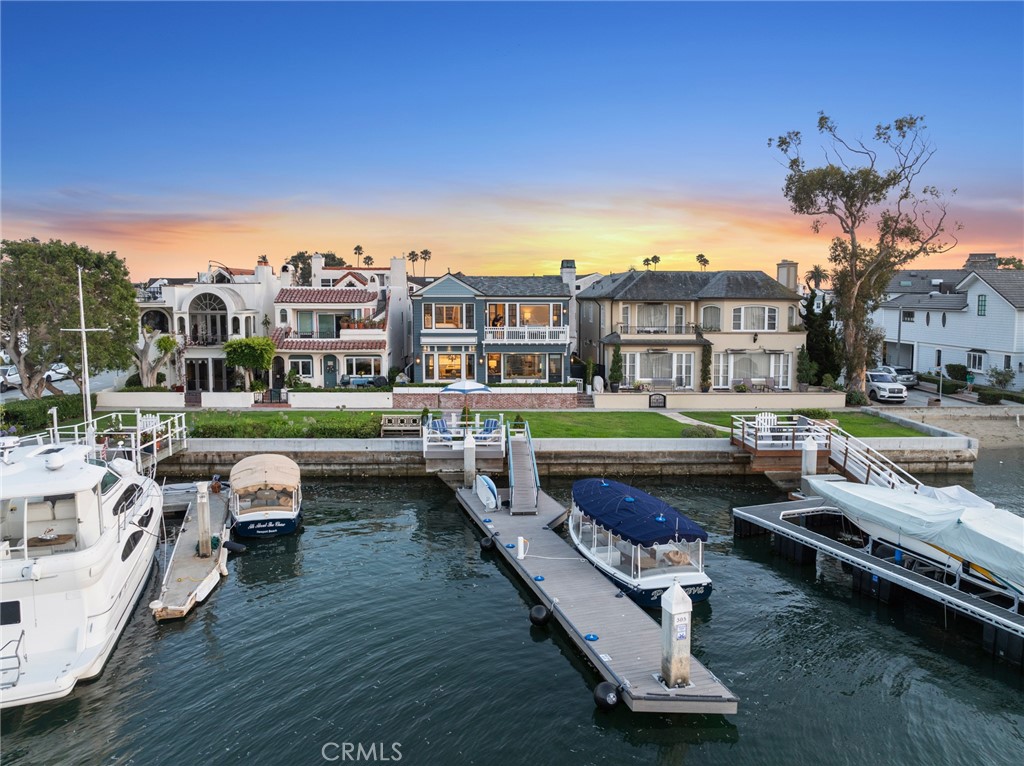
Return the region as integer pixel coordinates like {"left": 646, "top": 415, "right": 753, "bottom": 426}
{"left": 792, "top": 408, "right": 832, "bottom": 420}
{"left": 918, "top": 373, "right": 961, "bottom": 394}
{"left": 121, "top": 385, "right": 172, "bottom": 393}
{"left": 945, "top": 363, "right": 968, "bottom": 382}
{"left": 124, "top": 371, "right": 165, "bottom": 388}
{"left": 821, "top": 373, "right": 837, "bottom": 390}
{"left": 679, "top": 424, "right": 719, "bottom": 438}
{"left": 845, "top": 389, "right": 868, "bottom": 406}
{"left": 420, "top": 406, "right": 430, "bottom": 421}
{"left": 985, "top": 366, "right": 1016, "bottom": 389}
{"left": 0, "top": 395, "right": 89, "bottom": 432}
{"left": 977, "top": 391, "right": 1005, "bottom": 405}
{"left": 733, "top": 384, "right": 748, "bottom": 393}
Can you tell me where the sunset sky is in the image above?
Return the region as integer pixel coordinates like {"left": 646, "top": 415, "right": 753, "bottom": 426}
{"left": 2, "top": 1, "right": 1021, "bottom": 283}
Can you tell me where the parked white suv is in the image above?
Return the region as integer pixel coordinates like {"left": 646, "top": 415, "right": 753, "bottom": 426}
{"left": 0, "top": 365, "right": 21, "bottom": 392}
{"left": 866, "top": 372, "right": 907, "bottom": 403}
{"left": 873, "top": 365, "right": 918, "bottom": 389}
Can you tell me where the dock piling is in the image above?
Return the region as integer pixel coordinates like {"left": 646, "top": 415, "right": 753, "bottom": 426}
{"left": 661, "top": 581, "right": 693, "bottom": 688}
{"left": 196, "top": 481, "right": 212, "bottom": 558}
{"left": 463, "top": 434, "right": 476, "bottom": 488}
{"left": 801, "top": 436, "right": 818, "bottom": 477}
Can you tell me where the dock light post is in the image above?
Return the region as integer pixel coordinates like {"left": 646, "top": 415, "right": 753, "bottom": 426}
{"left": 661, "top": 580, "right": 692, "bottom": 688}
{"left": 463, "top": 433, "right": 476, "bottom": 488}
{"left": 801, "top": 436, "right": 818, "bottom": 477}
{"left": 196, "top": 481, "right": 212, "bottom": 558}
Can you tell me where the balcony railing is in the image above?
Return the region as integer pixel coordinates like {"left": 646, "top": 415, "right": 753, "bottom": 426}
{"left": 293, "top": 325, "right": 384, "bottom": 339}
{"left": 483, "top": 326, "right": 569, "bottom": 344}
{"left": 185, "top": 333, "right": 231, "bottom": 346}
{"left": 617, "top": 322, "right": 703, "bottom": 335}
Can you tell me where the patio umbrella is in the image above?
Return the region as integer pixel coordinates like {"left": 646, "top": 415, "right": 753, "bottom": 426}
{"left": 441, "top": 379, "right": 491, "bottom": 394}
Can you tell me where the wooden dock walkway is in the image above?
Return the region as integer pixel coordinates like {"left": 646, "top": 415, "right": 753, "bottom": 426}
{"left": 455, "top": 485, "right": 739, "bottom": 714}
{"left": 150, "top": 483, "right": 232, "bottom": 621}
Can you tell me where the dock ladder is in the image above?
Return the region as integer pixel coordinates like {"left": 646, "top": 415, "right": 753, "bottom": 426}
{"left": 507, "top": 420, "right": 540, "bottom": 514}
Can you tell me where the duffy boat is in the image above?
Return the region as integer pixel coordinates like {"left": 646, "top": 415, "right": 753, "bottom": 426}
{"left": 568, "top": 478, "right": 712, "bottom": 607}
{"left": 229, "top": 454, "right": 303, "bottom": 538}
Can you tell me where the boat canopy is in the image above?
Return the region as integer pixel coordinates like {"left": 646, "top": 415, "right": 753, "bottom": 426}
{"left": 806, "top": 477, "right": 1024, "bottom": 588}
{"left": 572, "top": 478, "right": 708, "bottom": 547}
{"left": 229, "top": 454, "right": 301, "bottom": 492}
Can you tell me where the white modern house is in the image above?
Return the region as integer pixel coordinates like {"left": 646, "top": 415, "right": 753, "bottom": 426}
{"left": 874, "top": 254, "right": 1024, "bottom": 388}
{"left": 136, "top": 256, "right": 411, "bottom": 394}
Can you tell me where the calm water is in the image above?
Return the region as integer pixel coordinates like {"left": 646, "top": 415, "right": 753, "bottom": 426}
{"left": 2, "top": 449, "right": 1021, "bottom": 765}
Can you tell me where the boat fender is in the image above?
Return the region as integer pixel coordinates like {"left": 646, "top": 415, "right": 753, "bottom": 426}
{"left": 529, "top": 605, "right": 551, "bottom": 627}
{"left": 479, "top": 536, "right": 495, "bottom": 552}
{"left": 223, "top": 540, "right": 247, "bottom": 554}
{"left": 594, "top": 681, "right": 620, "bottom": 711}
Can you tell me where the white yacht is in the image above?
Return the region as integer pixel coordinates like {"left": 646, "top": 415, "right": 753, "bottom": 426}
{"left": 0, "top": 438, "right": 163, "bottom": 708}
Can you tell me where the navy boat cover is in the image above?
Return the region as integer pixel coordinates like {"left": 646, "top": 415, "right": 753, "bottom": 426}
{"left": 571, "top": 478, "right": 708, "bottom": 547}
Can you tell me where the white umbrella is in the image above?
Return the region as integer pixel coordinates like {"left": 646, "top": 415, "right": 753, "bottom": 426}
{"left": 441, "top": 379, "right": 491, "bottom": 394}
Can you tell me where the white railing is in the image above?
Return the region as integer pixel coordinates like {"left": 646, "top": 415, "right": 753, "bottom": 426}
{"left": 483, "top": 326, "right": 569, "bottom": 344}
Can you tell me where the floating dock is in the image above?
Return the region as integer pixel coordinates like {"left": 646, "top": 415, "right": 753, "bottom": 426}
{"left": 733, "top": 498, "right": 1024, "bottom": 668}
{"left": 150, "top": 482, "right": 232, "bottom": 621}
{"left": 454, "top": 485, "right": 739, "bottom": 714}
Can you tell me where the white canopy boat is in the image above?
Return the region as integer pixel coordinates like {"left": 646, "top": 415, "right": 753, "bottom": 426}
{"left": 229, "top": 454, "right": 303, "bottom": 538}
{"left": 805, "top": 477, "right": 1024, "bottom": 606}
{"left": 0, "top": 440, "right": 163, "bottom": 708}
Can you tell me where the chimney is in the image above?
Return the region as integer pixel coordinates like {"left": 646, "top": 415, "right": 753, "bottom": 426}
{"left": 560, "top": 259, "right": 577, "bottom": 290}
{"left": 963, "top": 252, "right": 998, "bottom": 270}
{"left": 311, "top": 252, "right": 325, "bottom": 285}
{"left": 776, "top": 259, "right": 798, "bottom": 292}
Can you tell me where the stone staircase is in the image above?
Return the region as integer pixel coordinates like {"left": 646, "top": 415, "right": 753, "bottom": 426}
{"left": 576, "top": 393, "right": 594, "bottom": 408}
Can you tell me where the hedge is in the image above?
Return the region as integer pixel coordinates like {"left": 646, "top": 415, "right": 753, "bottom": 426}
{"left": 0, "top": 395, "right": 91, "bottom": 433}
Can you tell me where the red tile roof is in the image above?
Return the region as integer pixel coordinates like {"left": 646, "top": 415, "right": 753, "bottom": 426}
{"left": 271, "top": 327, "right": 386, "bottom": 351}
{"left": 274, "top": 287, "right": 377, "bottom": 304}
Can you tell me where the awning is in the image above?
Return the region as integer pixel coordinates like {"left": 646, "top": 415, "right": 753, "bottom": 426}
{"left": 229, "top": 454, "right": 301, "bottom": 492}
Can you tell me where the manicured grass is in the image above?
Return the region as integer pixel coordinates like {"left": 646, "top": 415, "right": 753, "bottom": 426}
{"left": 479, "top": 411, "right": 686, "bottom": 438}
{"left": 679, "top": 410, "right": 928, "bottom": 438}
{"left": 180, "top": 409, "right": 688, "bottom": 438}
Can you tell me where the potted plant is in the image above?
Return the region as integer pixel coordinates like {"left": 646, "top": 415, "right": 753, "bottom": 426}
{"left": 608, "top": 344, "right": 623, "bottom": 393}
{"left": 796, "top": 345, "right": 817, "bottom": 392}
{"left": 700, "top": 345, "right": 712, "bottom": 392}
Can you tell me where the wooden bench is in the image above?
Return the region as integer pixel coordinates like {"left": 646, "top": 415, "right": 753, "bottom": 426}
{"left": 380, "top": 415, "right": 423, "bottom": 438}
{"left": 651, "top": 378, "right": 676, "bottom": 392}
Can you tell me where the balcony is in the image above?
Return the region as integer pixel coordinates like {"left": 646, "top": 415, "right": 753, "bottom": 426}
{"left": 617, "top": 322, "right": 704, "bottom": 336}
{"left": 484, "top": 326, "right": 569, "bottom": 344}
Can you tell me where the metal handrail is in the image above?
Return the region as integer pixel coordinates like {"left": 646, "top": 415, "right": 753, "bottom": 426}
{"left": 0, "top": 630, "right": 26, "bottom": 689}
{"left": 523, "top": 421, "right": 540, "bottom": 508}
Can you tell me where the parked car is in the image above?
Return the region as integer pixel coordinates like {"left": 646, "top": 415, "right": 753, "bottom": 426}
{"left": 44, "top": 362, "right": 72, "bottom": 382}
{"left": 0, "top": 365, "right": 21, "bottom": 392}
{"left": 873, "top": 365, "right": 918, "bottom": 389}
{"left": 865, "top": 372, "right": 907, "bottom": 404}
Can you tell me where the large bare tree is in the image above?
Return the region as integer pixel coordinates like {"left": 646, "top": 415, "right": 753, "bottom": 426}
{"left": 770, "top": 113, "right": 959, "bottom": 391}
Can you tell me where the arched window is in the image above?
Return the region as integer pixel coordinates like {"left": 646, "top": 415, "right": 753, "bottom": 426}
{"left": 280, "top": 309, "right": 287, "bottom": 324}
{"left": 232, "top": 317, "right": 240, "bottom": 335}
{"left": 141, "top": 310, "right": 169, "bottom": 334}
{"left": 188, "top": 293, "right": 229, "bottom": 344}
{"left": 942, "top": 312, "right": 947, "bottom": 327}
{"left": 701, "top": 306, "right": 721, "bottom": 332}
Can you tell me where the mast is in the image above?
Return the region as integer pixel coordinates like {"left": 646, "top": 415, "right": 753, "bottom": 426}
{"left": 60, "top": 266, "right": 109, "bottom": 446}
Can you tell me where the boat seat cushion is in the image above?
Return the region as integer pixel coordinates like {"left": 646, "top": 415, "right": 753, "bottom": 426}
{"left": 27, "top": 501, "right": 55, "bottom": 522}
{"left": 26, "top": 518, "right": 78, "bottom": 539}
{"left": 53, "top": 499, "right": 78, "bottom": 520}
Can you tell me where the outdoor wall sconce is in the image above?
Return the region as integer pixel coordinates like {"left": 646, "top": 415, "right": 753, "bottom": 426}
{"left": 752, "top": 333, "right": 759, "bottom": 343}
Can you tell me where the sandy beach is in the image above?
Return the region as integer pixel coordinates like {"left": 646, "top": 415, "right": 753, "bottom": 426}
{"left": 897, "top": 405, "right": 1024, "bottom": 449}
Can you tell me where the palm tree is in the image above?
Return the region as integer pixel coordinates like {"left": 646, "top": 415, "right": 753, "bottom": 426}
{"left": 362, "top": 254, "right": 374, "bottom": 268}
{"left": 419, "top": 248, "right": 431, "bottom": 276}
{"left": 353, "top": 245, "right": 363, "bottom": 265}
{"left": 406, "top": 250, "right": 420, "bottom": 276}
{"left": 651, "top": 254, "right": 661, "bottom": 271}
{"left": 696, "top": 253, "right": 710, "bottom": 271}
{"left": 642, "top": 257, "right": 652, "bottom": 270}
{"left": 804, "top": 264, "right": 829, "bottom": 291}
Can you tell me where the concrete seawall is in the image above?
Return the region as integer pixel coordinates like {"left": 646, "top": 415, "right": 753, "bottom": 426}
{"left": 156, "top": 435, "right": 977, "bottom": 479}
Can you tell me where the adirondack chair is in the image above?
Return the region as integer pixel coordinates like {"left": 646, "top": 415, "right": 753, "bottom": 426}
{"left": 428, "top": 419, "right": 453, "bottom": 442}
{"left": 476, "top": 418, "right": 502, "bottom": 444}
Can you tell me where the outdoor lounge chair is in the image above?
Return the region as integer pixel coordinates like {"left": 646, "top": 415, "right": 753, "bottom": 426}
{"left": 765, "top": 376, "right": 778, "bottom": 392}
{"left": 429, "top": 419, "right": 453, "bottom": 442}
{"left": 477, "top": 418, "right": 502, "bottom": 443}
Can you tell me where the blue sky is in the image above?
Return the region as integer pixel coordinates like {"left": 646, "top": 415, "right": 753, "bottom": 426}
{"left": 2, "top": 1, "right": 1021, "bottom": 280}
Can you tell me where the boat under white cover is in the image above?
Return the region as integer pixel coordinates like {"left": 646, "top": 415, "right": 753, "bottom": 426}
{"left": 0, "top": 441, "right": 162, "bottom": 708}
{"left": 805, "top": 477, "right": 1024, "bottom": 597}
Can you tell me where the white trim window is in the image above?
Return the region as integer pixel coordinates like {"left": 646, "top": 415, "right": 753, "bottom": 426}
{"left": 620, "top": 304, "right": 631, "bottom": 331}
{"left": 967, "top": 351, "right": 985, "bottom": 371}
{"left": 732, "top": 306, "right": 778, "bottom": 331}
{"left": 713, "top": 352, "right": 729, "bottom": 388}
{"left": 345, "top": 357, "right": 382, "bottom": 376}
{"left": 624, "top": 353, "right": 637, "bottom": 386}
{"left": 288, "top": 355, "right": 314, "bottom": 378}
{"left": 637, "top": 304, "right": 668, "bottom": 332}
{"left": 423, "top": 303, "right": 475, "bottom": 330}
{"left": 674, "top": 352, "right": 694, "bottom": 388}
{"left": 701, "top": 305, "right": 722, "bottom": 332}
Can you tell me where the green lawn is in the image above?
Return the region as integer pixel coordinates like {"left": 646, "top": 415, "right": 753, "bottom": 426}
{"left": 679, "top": 410, "right": 927, "bottom": 438}
{"left": 165, "top": 407, "right": 928, "bottom": 439}
{"left": 179, "top": 409, "right": 687, "bottom": 438}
